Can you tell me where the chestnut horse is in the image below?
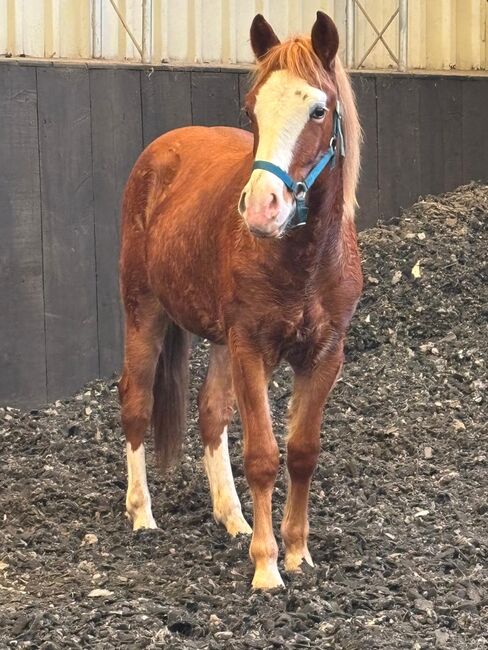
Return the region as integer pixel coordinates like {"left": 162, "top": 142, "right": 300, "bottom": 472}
{"left": 119, "top": 12, "right": 362, "bottom": 589}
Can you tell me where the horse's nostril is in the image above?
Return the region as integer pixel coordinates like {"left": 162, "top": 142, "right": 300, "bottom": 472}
{"left": 270, "top": 193, "right": 278, "bottom": 209}
{"left": 238, "top": 191, "right": 247, "bottom": 215}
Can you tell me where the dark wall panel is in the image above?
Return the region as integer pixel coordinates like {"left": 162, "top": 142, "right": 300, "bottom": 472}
{"left": 238, "top": 72, "right": 251, "bottom": 130}
{"left": 37, "top": 67, "right": 99, "bottom": 401}
{"left": 141, "top": 69, "right": 192, "bottom": 147}
{"left": 352, "top": 74, "right": 379, "bottom": 229}
{"left": 191, "top": 71, "right": 240, "bottom": 127}
{"left": 0, "top": 65, "right": 46, "bottom": 406}
{"left": 377, "top": 76, "right": 422, "bottom": 220}
{"left": 1, "top": 61, "right": 488, "bottom": 408}
{"left": 418, "top": 77, "right": 463, "bottom": 197}
{"left": 90, "top": 68, "right": 143, "bottom": 378}
{"left": 462, "top": 78, "right": 488, "bottom": 184}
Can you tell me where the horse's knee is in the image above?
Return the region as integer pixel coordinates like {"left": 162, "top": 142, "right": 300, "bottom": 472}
{"left": 244, "top": 441, "right": 280, "bottom": 490}
{"left": 286, "top": 437, "right": 320, "bottom": 480}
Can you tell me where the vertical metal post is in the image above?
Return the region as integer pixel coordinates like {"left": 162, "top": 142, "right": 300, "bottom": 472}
{"left": 346, "top": 0, "right": 355, "bottom": 68}
{"left": 398, "top": 0, "right": 408, "bottom": 71}
{"left": 142, "top": 0, "right": 152, "bottom": 63}
{"left": 92, "top": 0, "right": 102, "bottom": 59}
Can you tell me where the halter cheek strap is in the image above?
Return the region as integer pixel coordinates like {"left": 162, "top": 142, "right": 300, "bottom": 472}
{"left": 251, "top": 104, "right": 345, "bottom": 229}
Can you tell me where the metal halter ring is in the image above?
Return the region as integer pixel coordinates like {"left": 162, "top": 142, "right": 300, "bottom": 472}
{"left": 330, "top": 136, "right": 337, "bottom": 150}
{"left": 294, "top": 181, "right": 308, "bottom": 200}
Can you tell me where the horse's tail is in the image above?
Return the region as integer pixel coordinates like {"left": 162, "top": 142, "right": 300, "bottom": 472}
{"left": 152, "top": 321, "right": 191, "bottom": 473}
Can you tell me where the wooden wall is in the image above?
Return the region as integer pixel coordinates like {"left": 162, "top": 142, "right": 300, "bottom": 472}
{"left": 0, "top": 60, "right": 487, "bottom": 407}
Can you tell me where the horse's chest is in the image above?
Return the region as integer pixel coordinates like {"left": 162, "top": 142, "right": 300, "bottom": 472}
{"left": 266, "top": 303, "right": 339, "bottom": 369}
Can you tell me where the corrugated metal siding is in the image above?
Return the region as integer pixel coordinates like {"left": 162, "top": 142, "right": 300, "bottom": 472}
{"left": 0, "top": 0, "right": 486, "bottom": 70}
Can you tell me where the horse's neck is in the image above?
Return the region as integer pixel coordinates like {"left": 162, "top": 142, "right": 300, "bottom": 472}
{"left": 285, "top": 166, "right": 345, "bottom": 281}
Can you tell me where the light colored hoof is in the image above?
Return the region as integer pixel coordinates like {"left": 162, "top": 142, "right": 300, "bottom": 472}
{"left": 220, "top": 511, "right": 252, "bottom": 537}
{"left": 284, "top": 548, "right": 314, "bottom": 572}
{"left": 126, "top": 508, "right": 158, "bottom": 532}
{"left": 132, "top": 515, "right": 158, "bottom": 531}
{"left": 252, "top": 564, "right": 284, "bottom": 590}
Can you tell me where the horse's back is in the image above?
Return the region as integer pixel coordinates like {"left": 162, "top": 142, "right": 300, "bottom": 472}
{"left": 142, "top": 125, "right": 253, "bottom": 187}
{"left": 147, "top": 125, "right": 253, "bottom": 157}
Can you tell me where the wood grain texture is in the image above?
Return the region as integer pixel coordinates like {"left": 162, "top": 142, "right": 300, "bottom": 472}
{"left": 141, "top": 69, "right": 192, "bottom": 147}
{"left": 0, "top": 65, "right": 46, "bottom": 406}
{"left": 37, "top": 66, "right": 99, "bottom": 401}
{"left": 90, "top": 68, "right": 143, "bottom": 378}
{"left": 191, "top": 71, "right": 240, "bottom": 127}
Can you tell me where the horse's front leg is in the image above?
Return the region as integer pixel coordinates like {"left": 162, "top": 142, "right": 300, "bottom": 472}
{"left": 229, "top": 333, "right": 282, "bottom": 589}
{"left": 282, "top": 345, "right": 344, "bottom": 572}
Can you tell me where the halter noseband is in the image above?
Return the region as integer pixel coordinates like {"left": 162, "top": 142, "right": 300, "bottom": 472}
{"left": 251, "top": 103, "right": 345, "bottom": 229}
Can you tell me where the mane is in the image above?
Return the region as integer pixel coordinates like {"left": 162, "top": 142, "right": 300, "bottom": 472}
{"left": 252, "top": 37, "right": 361, "bottom": 221}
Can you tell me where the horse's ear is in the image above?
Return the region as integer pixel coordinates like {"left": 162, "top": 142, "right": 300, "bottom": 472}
{"left": 250, "top": 14, "right": 280, "bottom": 60}
{"left": 311, "top": 11, "right": 339, "bottom": 71}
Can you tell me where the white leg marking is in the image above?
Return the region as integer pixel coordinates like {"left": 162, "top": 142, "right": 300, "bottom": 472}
{"left": 284, "top": 547, "right": 314, "bottom": 572}
{"left": 252, "top": 562, "right": 285, "bottom": 590}
{"left": 204, "top": 426, "right": 252, "bottom": 537}
{"left": 126, "top": 442, "right": 157, "bottom": 530}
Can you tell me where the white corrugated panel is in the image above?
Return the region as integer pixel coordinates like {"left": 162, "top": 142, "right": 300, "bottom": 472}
{"left": 0, "top": 0, "right": 486, "bottom": 70}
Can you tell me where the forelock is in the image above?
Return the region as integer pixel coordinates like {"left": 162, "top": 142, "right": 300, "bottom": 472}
{"left": 251, "top": 36, "right": 330, "bottom": 91}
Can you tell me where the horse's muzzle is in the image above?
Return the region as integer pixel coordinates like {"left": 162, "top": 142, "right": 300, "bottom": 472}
{"left": 238, "top": 184, "right": 293, "bottom": 238}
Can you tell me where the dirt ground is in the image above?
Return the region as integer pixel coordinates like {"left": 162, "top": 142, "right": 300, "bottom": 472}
{"left": 1, "top": 184, "right": 487, "bottom": 649}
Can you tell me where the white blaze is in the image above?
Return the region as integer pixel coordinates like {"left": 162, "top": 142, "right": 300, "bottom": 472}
{"left": 252, "top": 69, "right": 327, "bottom": 182}
{"left": 239, "top": 70, "right": 328, "bottom": 230}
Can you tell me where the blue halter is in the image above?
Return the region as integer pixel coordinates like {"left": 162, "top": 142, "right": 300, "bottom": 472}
{"left": 252, "top": 103, "right": 345, "bottom": 229}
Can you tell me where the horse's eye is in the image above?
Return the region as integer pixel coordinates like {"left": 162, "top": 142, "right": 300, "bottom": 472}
{"left": 310, "top": 106, "right": 327, "bottom": 121}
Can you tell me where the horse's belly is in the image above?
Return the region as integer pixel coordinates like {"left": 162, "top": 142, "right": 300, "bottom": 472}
{"left": 147, "top": 240, "right": 226, "bottom": 342}
{"left": 164, "top": 298, "right": 226, "bottom": 344}
{"left": 151, "top": 271, "right": 226, "bottom": 342}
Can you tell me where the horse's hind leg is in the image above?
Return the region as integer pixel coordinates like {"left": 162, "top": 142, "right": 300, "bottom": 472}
{"left": 119, "top": 298, "right": 166, "bottom": 530}
{"left": 198, "top": 344, "right": 252, "bottom": 537}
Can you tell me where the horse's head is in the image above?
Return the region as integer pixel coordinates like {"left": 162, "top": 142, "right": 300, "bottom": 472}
{"left": 239, "top": 12, "right": 341, "bottom": 238}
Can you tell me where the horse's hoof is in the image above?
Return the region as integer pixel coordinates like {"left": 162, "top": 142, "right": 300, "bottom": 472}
{"left": 215, "top": 507, "right": 252, "bottom": 537}
{"left": 252, "top": 565, "right": 284, "bottom": 590}
{"left": 284, "top": 548, "right": 314, "bottom": 572}
{"left": 126, "top": 510, "right": 158, "bottom": 531}
{"left": 133, "top": 518, "right": 158, "bottom": 532}
{"left": 225, "top": 513, "right": 252, "bottom": 537}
